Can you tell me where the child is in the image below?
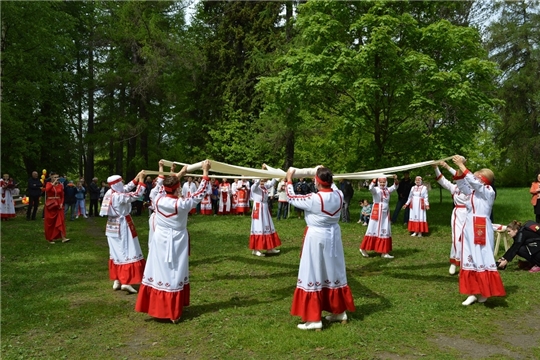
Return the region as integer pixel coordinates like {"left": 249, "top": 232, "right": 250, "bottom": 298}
{"left": 358, "top": 199, "right": 372, "bottom": 225}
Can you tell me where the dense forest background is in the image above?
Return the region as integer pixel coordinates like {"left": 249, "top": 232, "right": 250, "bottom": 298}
{"left": 1, "top": 0, "right": 539, "bottom": 186}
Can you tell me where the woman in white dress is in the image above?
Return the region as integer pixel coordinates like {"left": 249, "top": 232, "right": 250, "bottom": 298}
{"left": 359, "top": 176, "right": 399, "bottom": 258}
{"left": 452, "top": 155, "right": 505, "bottom": 306}
{"left": 433, "top": 161, "right": 470, "bottom": 275}
{"left": 286, "top": 166, "right": 355, "bottom": 331}
{"left": 136, "top": 160, "right": 211, "bottom": 323}
{"left": 0, "top": 173, "right": 16, "bottom": 220}
{"left": 249, "top": 170, "right": 281, "bottom": 257}
{"left": 100, "top": 170, "right": 147, "bottom": 294}
{"left": 403, "top": 176, "right": 429, "bottom": 237}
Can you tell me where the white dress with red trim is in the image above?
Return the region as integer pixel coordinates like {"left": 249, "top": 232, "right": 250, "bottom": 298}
{"left": 182, "top": 181, "right": 197, "bottom": 214}
{"left": 286, "top": 182, "right": 355, "bottom": 322}
{"left": 200, "top": 182, "right": 213, "bottom": 215}
{"left": 435, "top": 168, "right": 469, "bottom": 266}
{"left": 454, "top": 171, "right": 505, "bottom": 298}
{"left": 405, "top": 185, "right": 429, "bottom": 233}
{"left": 148, "top": 178, "right": 166, "bottom": 247}
{"left": 0, "top": 179, "right": 16, "bottom": 218}
{"left": 231, "top": 181, "right": 238, "bottom": 214}
{"left": 218, "top": 182, "right": 231, "bottom": 215}
{"left": 235, "top": 180, "right": 250, "bottom": 214}
{"left": 249, "top": 179, "right": 280, "bottom": 250}
{"left": 360, "top": 181, "right": 398, "bottom": 254}
{"left": 101, "top": 180, "right": 147, "bottom": 285}
{"left": 135, "top": 177, "right": 209, "bottom": 321}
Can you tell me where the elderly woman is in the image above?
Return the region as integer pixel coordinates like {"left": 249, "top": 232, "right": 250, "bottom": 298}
{"left": 286, "top": 166, "right": 355, "bottom": 331}
{"left": 452, "top": 155, "right": 505, "bottom": 305}
{"left": 403, "top": 176, "right": 430, "bottom": 237}
{"left": 136, "top": 160, "right": 211, "bottom": 324}
{"left": 498, "top": 220, "right": 540, "bottom": 273}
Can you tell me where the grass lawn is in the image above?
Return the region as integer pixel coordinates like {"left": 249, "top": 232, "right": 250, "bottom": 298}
{"left": 1, "top": 187, "right": 539, "bottom": 359}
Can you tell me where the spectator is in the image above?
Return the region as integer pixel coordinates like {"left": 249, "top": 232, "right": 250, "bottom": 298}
{"left": 0, "top": 173, "right": 16, "bottom": 220}
{"left": 276, "top": 179, "right": 288, "bottom": 220}
{"left": 99, "top": 181, "right": 109, "bottom": 208}
{"left": 391, "top": 171, "right": 413, "bottom": 225}
{"left": 294, "top": 178, "right": 310, "bottom": 219}
{"left": 26, "top": 171, "right": 43, "bottom": 221}
{"left": 63, "top": 180, "right": 77, "bottom": 221}
{"left": 75, "top": 181, "right": 88, "bottom": 219}
{"left": 88, "top": 177, "right": 100, "bottom": 217}
{"left": 358, "top": 199, "right": 372, "bottom": 226}
{"left": 530, "top": 173, "right": 540, "bottom": 223}
{"left": 340, "top": 178, "right": 354, "bottom": 223}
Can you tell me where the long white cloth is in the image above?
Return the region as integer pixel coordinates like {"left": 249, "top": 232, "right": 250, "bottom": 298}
{"left": 145, "top": 157, "right": 454, "bottom": 180}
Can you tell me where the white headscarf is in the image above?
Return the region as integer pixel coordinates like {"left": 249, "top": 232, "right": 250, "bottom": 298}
{"left": 107, "top": 175, "right": 124, "bottom": 193}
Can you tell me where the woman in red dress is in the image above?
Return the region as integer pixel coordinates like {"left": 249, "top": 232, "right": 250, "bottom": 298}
{"left": 44, "top": 172, "right": 70, "bottom": 244}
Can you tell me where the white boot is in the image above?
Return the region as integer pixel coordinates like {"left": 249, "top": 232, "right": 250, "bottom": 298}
{"left": 252, "top": 250, "right": 265, "bottom": 257}
{"left": 478, "top": 295, "right": 488, "bottom": 303}
{"left": 297, "top": 321, "right": 322, "bottom": 331}
{"left": 112, "top": 280, "right": 121, "bottom": 290}
{"left": 121, "top": 284, "right": 137, "bottom": 294}
{"left": 266, "top": 248, "right": 280, "bottom": 254}
{"left": 381, "top": 253, "right": 394, "bottom": 259}
{"left": 462, "top": 295, "right": 477, "bottom": 306}
{"left": 359, "top": 249, "right": 369, "bottom": 258}
{"left": 325, "top": 312, "right": 347, "bottom": 323}
{"left": 449, "top": 264, "right": 457, "bottom": 275}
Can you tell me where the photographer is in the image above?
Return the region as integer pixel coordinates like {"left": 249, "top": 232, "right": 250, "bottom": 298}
{"left": 498, "top": 220, "right": 540, "bottom": 273}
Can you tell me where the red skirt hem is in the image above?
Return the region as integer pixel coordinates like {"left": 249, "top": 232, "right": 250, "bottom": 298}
{"left": 291, "top": 286, "right": 355, "bottom": 322}
{"left": 408, "top": 221, "right": 429, "bottom": 233}
{"left": 360, "top": 235, "right": 392, "bottom": 253}
{"left": 249, "top": 233, "right": 281, "bottom": 250}
{"left": 135, "top": 284, "right": 190, "bottom": 320}
{"left": 459, "top": 269, "right": 506, "bottom": 297}
{"left": 450, "top": 259, "right": 461, "bottom": 266}
{"left": 200, "top": 209, "right": 213, "bottom": 215}
{"left": 1, "top": 214, "right": 16, "bottom": 218}
{"left": 109, "top": 259, "right": 146, "bottom": 285}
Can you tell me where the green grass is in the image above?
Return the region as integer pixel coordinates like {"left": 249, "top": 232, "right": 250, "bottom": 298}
{"left": 2, "top": 188, "right": 539, "bottom": 359}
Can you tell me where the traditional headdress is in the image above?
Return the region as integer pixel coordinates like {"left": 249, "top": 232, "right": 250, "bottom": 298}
{"left": 107, "top": 175, "right": 124, "bottom": 193}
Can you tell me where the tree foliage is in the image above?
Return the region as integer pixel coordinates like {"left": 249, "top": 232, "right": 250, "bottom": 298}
{"left": 484, "top": 0, "right": 540, "bottom": 185}
{"left": 258, "top": 0, "right": 501, "bottom": 172}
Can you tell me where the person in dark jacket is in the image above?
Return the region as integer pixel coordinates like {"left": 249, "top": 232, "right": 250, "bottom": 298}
{"left": 88, "top": 177, "right": 101, "bottom": 217}
{"left": 498, "top": 220, "right": 540, "bottom": 273}
{"left": 293, "top": 178, "right": 310, "bottom": 219}
{"left": 339, "top": 179, "right": 354, "bottom": 223}
{"left": 63, "top": 180, "right": 77, "bottom": 221}
{"left": 391, "top": 171, "right": 413, "bottom": 225}
{"left": 26, "top": 171, "right": 43, "bottom": 220}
